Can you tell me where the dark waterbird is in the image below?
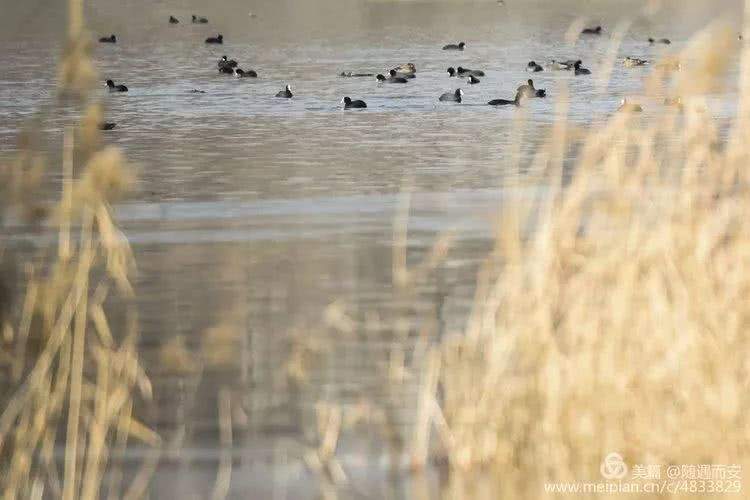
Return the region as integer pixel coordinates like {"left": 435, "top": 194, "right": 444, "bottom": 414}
{"left": 105, "top": 79, "right": 128, "bottom": 92}
{"left": 456, "top": 66, "right": 485, "bottom": 77}
{"left": 439, "top": 88, "right": 463, "bottom": 102}
{"left": 468, "top": 75, "right": 480, "bottom": 84}
{"left": 488, "top": 92, "right": 521, "bottom": 106}
{"left": 192, "top": 15, "right": 208, "bottom": 23}
{"left": 218, "top": 56, "right": 238, "bottom": 69}
{"left": 219, "top": 66, "right": 235, "bottom": 74}
{"left": 376, "top": 72, "right": 408, "bottom": 83}
{"left": 527, "top": 61, "right": 544, "bottom": 72}
{"left": 205, "top": 34, "right": 223, "bottom": 44}
{"left": 99, "top": 122, "right": 117, "bottom": 130}
{"left": 443, "top": 42, "right": 466, "bottom": 50}
{"left": 574, "top": 60, "right": 591, "bottom": 75}
{"left": 342, "top": 97, "right": 367, "bottom": 109}
{"left": 276, "top": 85, "right": 293, "bottom": 98}
{"left": 649, "top": 37, "right": 671, "bottom": 44}
{"left": 581, "top": 26, "right": 602, "bottom": 35}
{"left": 235, "top": 68, "right": 257, "bottom": 78}
{"left": 169, "top": 16, "right": 179, "bottom": 24}
{"left": 99, "top": 34, "right": 116, "bottom": 43}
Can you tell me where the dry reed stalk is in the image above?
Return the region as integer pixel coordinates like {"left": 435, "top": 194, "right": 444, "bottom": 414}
{"left": 410, "top": 347, "right": 440, "bottom": 471}
{"left": 1, "top": 0, "right": 157, "bottom": 497}
{"left": 60, "top": 126, "right": 73, "bottom": 262}
{"left": 210, "top": 388, "right": 233, "bottom": 500}
{"left": 11, "top": 271, "right": 38, "bottom": 381}
{"left": 62, "top": 206, "right": 92, "bottom": 500}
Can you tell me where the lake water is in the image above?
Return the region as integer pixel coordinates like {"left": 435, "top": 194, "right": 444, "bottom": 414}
{"left": 0, "top": 0, "right": 745, "bottom": 497}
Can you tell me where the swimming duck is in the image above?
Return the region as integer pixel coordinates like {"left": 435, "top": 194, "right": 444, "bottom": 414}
{"left": 105, "top": 79, "right": 128, "bottom": 92}
{"left": 547, "top": 59, "right": 574, "bottom": 71}
{"left": 99, "top": 34, "right": 116, "bottom": 43}
{"left": 276, "top": 85, "right": 293, "bottom": 98}
{"left": 218, "top": 56, "right": 238, "bottom": 69}
{"left": 376, "top": 73, "right": 408, "bottom": 83}
{"left": 648, "top": 37, "right": 671, "bottom": 44}
{"left": 581, "top": 26, "right": 602, "bottom": 35}
{"left": 443, "top": 42, "right": 466, "bottom": 50}
{"left": 527, "top": 61, "right": 544, "bottom": 72}
{"left": 342, "top": 97, "right": 367, "bottom": 109}
{"left": 235, "top": 68, "right": 257, "bottom": 78}
{"left": 573, "top": 60, "right": 591, "bottom": 75}
{"left": 517, "top": 79, "right": 546, "bottom": 98}
{"left": 205, "top": 34, "right": 223, "bottom": 44}
{"left": 98, "top": 122, "right": 117, "bottom": 130}
{"left": 340, "top": 72, "right": 375, "bottom": 77}
{"left": 219, "top": 66, "right": 234, "bottom": 74}
{"left": 389, "top": 69, "right": 415, "bottom": 79}
{"left": 623, "top": 56, "right": 649, "bottom": 67}
{"left": 439, "top": 88, "right": 463, "bottom": 102}
{"left": 169, "top": 16, "right": 179, "bottom": 24}
{"left": 468, "top": 75, "right": 480, "bottom": 84}
{"left": 192, "top": 15, "right": 208, "bottom": 23}
{"left": 618, "top": 98, "right": 642, "bottom": 113}
{"left": 456, "top": 66, "right": 485, "bottom": 77}
{"left": 189, "top": 89, "right": 206, "bottom": 93}
{"left": 488, "top": 92, "right": 521, "bottom": 106}
{"left": 391, "top": 63, "right": 416, "bottom": 75}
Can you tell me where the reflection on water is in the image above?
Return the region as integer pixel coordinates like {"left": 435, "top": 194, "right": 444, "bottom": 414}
{"left": 0, "top": 0, "right": 744, "bottom": 497}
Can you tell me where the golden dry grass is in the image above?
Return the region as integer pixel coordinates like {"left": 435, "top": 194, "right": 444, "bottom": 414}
{"left": 418, "top": 20, "right": 750, "bottom": 500}
{"left": 0, "top": 1, "right": 159, "bottom": 499}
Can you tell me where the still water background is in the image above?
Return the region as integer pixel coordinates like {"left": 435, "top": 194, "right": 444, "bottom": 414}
{"left": 0, "top": 0, "right": 745, "bottom": 497}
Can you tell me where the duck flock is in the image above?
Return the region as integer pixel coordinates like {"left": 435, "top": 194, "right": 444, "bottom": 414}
{"left": 96, "top": 15, "right": 675, "bottom": 129}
